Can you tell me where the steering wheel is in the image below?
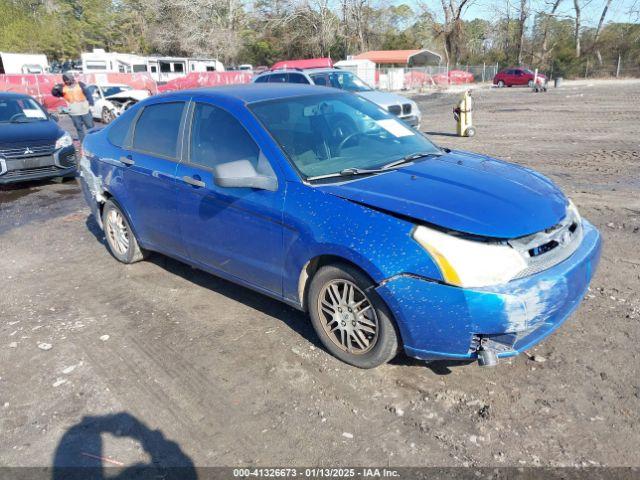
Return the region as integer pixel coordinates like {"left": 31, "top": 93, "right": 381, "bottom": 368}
{"left": 337, "top": 131, "right": 367, "bottom": 154}
{"left": 9, "top": 113, "right": 26, "bottom": 122}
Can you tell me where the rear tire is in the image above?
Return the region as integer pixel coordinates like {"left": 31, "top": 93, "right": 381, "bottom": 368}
{"left": 308, "top": 263, "right": 399, "bottom": 368}
{"left": 102, "top": 199, "right": 147, "bottom": 264}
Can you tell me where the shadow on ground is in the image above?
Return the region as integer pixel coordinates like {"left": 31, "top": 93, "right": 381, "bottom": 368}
{"left": 423, "top": 131, "right": 460, "bottom": 138}
{"left": 52, "top": 412, "right": 197, "bottom": 479}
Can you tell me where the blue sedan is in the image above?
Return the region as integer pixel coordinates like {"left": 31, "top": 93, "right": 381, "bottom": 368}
{"left": 79, "top": 84, "right": 601, "bottom": 368}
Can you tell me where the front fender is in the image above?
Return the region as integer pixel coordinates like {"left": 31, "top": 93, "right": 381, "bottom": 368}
{"left": 281, "top": 181, "right": 443, "bottom": 305}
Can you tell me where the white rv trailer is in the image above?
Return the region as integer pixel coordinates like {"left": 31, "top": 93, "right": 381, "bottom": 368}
{"left": 146, "top": 56, "right": 225, "bottom": 82}
{"left": 81, "top": 49, "right": 148, "bottom": 74}
{"left": 80, "top": 49, "right": 225, "bottom": 82}
{"left": 0, "top": 52, "right": 49, "bottom": 74}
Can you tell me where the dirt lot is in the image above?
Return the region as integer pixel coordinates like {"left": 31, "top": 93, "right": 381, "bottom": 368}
{"left": 1, "top": 80, "right": 639, "bottom": 470}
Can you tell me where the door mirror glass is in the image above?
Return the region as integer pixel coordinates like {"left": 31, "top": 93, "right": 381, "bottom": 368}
{"left": 213, "top": 158, "right": 277, "bottom": 191}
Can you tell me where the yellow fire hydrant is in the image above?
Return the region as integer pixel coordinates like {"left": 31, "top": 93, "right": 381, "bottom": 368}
{"left": 453, "top": 90, "right": 476, "bottom": 137}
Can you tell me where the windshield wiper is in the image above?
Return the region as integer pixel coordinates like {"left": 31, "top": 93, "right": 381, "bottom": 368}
{"left": 381, "top": 151, "right": 442, "bottom": 170}
{"left": 306, "top": 167, "right": 385, "bottom": 181}
{"left": 306, "top": 152, "right": 443, "bottom": 182}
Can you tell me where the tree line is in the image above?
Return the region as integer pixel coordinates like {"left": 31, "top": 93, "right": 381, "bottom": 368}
{"left": 1, "top": 0, "right": 639, "bottom": 77}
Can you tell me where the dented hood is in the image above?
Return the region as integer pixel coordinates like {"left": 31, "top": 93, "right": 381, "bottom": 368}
{"left": 105, "top": 89, "right": 149, "bottom": 101}
{"left": 316, "top": 150, "right": 568, "bottom": 239}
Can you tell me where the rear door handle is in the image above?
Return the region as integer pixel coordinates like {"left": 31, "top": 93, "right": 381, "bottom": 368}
{"left": 182, "top": 176, "right": 206, "bottom": 188}
{"left": 120, "top": 155, "right": 135, "bottom": 166}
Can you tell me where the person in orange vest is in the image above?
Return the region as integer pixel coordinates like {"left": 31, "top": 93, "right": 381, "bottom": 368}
{"left": 51, "top": 72, "right": 95, "bottom": 143}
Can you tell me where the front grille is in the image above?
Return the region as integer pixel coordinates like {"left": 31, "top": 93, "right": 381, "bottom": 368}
{"left": 0, "top": 144, "right": 55, "bottom": 159}
{"left": 510, "top": 208, "right": 583, "bottom": 279}
{"left": 6, "top": 155, "right": 55, "bottom": 171}
{"left": 402, "top": 103, "right": 412, "bottom": 115}
{"left": 387, "top": 105, "right": 401, "bottom": 116}
{"left": 2, "top": 165, "right": 60, "bottom": 179}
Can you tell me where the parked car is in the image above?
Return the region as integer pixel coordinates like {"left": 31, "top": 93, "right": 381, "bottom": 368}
{"left": 80, "top": 84, "right": 601, "bottom": 368}
{"left": 493, "top": 67, "right": 547, "bottom": 88}
{"left": 86, "top": 84, "right": 150, "bottom": 124}
{"left": 254, "top": 68, "right": 421, "bottom": 128}
{"left": 0, "top": 92, "right": 76, "bottom": 184}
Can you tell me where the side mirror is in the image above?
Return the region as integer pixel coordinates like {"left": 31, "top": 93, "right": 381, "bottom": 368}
{"left": 213, "top": 159, "right": 277, "bottom": 191}
{"left": 49, "top": 112, "right": 59, "bottom": 122}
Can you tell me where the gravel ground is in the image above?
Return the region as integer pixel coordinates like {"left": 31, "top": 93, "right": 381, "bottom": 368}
{"left": 0, "top": 80, "right": 639, "bottom": 470}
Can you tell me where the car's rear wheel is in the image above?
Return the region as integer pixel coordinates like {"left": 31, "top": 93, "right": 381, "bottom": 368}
{"left": 102, "top": 200, "right": 147, "bottom": 264}
{"left": 497, "top": 80, "right": 505, "bottom": 88}
{"left": 101, "top": 107, "right": 116, "bottom": 124}
{"left": 308, "top": 264, "right": 399, "bottom": 368}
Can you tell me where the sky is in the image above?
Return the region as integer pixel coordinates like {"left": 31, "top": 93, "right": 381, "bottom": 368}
{"left": 400, "top": 0, "right": 638, "bottom": 26}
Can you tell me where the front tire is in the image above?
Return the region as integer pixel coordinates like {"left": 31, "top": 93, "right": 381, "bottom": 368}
{"left": 102, "top": 200, "right": 147, "bottom": 264}
{"left": 308, "top": 264, "right": 399, "bottom": 368}
{"left": 101, "top": 107, "right": 116, "bottom": 124}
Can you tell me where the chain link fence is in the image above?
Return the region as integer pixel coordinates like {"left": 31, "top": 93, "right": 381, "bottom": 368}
{"left": 580, "top": 61, "right": 640, "bottom": 79}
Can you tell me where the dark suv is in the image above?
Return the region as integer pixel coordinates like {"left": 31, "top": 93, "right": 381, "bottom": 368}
{"left": 0, "top": 92, "right": 76, "bottom": 184}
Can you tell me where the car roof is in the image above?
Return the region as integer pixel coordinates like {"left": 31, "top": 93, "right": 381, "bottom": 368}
{"left": 0, "top": 92, "right": 30, "bottom": 99}
{"left": 261, "top": 68, "right": 342, "bottom": 75}
{"left": 158, "top": 83, "right": 340, "bottom": 104}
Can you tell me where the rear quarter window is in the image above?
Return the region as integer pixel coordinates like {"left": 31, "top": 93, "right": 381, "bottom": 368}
{"left": 107, "top": 107, "right": 137, "bottom": 147}
{"left": 288, "top": 73, "right": 310, "bottom": 84}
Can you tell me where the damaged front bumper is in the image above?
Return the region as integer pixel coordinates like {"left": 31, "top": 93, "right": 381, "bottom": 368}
{"left": 376, "top": 220, "right": 602, "bottom": 361}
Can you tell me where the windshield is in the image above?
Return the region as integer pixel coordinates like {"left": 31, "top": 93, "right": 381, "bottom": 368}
{"left": 0, "top": 97, "right": 48, "bottom": 123}
{"left": 250, "top": 93, "right": 440, "bottom": 179}
{"left": 102, "top": 86, "right": 130, "bottom": 97}
{"left": 310, "top": 71, "right": 372, "bottom": 92}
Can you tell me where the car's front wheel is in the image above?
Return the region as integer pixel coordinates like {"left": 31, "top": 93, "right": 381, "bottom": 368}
{"left": 308, "top": 264, "right": 399, "bottom": 368}
{"left": 102, "top": 200, "right": 147, "bottom": 264}
{"left": 101, "top": 107, "right": 116, "bottom": 124}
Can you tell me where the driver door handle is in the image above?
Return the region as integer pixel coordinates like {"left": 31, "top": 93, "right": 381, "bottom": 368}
{"left": 120, "top": 155, "right": 135, "bottom": 166}
{"left": 182, "top": 176, "right": 206, "bottom": 188}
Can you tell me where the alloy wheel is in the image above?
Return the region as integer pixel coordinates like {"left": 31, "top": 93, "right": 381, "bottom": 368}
{"left": 317, "top": 280, "right": 379, "bottom": 354}
{"left": 106, "top": 209, "right": 129, "bottom": 255}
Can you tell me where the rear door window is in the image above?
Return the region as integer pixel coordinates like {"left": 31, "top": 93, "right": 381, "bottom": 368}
{"left": 132, "top": 102, "right": 185, "bottom": 158}
{"left": 268, "top": 73, "right": 288, "bottom": 83}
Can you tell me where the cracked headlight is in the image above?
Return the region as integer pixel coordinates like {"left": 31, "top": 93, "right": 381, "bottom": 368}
{"left": 55, "top": 132, "right": 73, "bottom": 150}
{"left": 412, "top": 225, "right": 527, "bottom": 288}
